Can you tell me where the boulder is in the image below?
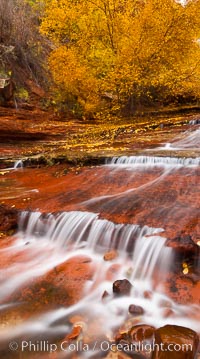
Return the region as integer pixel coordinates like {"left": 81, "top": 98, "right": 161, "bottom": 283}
{"left": 152, "top": 325, "right": 199, "bottom": 359}
{"left": 113, "top": 279, "right": 132, "bottom": 296}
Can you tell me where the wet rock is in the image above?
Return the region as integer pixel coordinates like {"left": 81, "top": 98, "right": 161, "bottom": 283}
{"left": 128, "top": 305, "right": 144, "bottom": 316}
{"left": 102, "top": 290, "right": 110, "bottom": 301}
{"left": 143, "top": 291, "right": 152, "bottom": 299}
{"left": 116, "top": 324, "right": 155, "bottom": 343}
{"left": 0, "top": 205, "right": 18, "bottom": 232}
{"left": 158, "top": 299, "right": 172, "bottom": 308}
{"left": 162, "top": 308, "right": 174, "bottom": 318}
{"left": 113, "top": 279, "right": 132, "bottom": 296}
{"left": 128, "top": 325, "right": 155, "bottom": 342}
{"left": 152, "top": 325, "right": 199, "bottom": 359}
{"left": 64, "top": 325, "right": 82, "bottom": 342}
{"left": 11, "top": 255, "right": 94, "bottom": 310}
{"left": 69, "top": 315, "right": 86, "bottom": 325}
{"left": 115, "top": 325, "right": 155, "bottom": 359}
{"left": 104, "top": 250, "right": 118, "bottom": 261}
{"left": 106, "top": 351, "right": 144, "bottom": 358}
{"left": 165, "top": 273, "right": 200, "bottom": 305}
{"left": 168, "top": 235, "right": 199, "bottom": 257}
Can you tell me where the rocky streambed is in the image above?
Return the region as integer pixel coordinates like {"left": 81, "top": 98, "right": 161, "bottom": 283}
{"left": 0, "top": 106, "right": 200, "bottom": 358}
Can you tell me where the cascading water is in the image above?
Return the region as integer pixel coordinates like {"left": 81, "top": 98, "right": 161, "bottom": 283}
{"left": 189, "top": 118, "right": 200, "bottom": 125}
{"left": 18, "top": 210, "right": 163, "bottom": 252}
{"left": 0, "top": 209, "right": 199, "bottom": 355}
{"left": 158, "top": 128, "right": 200, "bottom": 150}
{"left": 107, "top": 155, "right": 200, "bottom": 167}
{"left": 1, "top": 124, "right": 200, "bottom": 358}
{"left": 13, "top": 159, "right": 23, "bottom": 169}
{"left": 0, "top": 159, "right": 23, "bottom": 172}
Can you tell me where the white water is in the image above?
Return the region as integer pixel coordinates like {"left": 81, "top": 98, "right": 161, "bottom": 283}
{"left": 1, "top": 126, "right": 200, "bottom": 354}
{"left": 189, "top": 118, "right": 200, "bottom": 125}
{"left": 159, "top": 128, "right": 200, "bottom": 150}
{"left": 107, "top": 155, "right": 200, "bottom": 167}
{"left": 0, "top": 210, "right": 199, "bottom": 349}
{"left": 14, "top": 159, "right": 23, "bottom": 169}
{"left": 17, "top": 210, "right": 162, "bottom": 252}
{"left": 0, "top": 159, "right": 23, "bottom": 172}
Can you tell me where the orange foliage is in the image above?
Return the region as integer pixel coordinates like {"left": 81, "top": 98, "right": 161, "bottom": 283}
{"left": 40, "top": 0, "right": 200, "bottom": 116}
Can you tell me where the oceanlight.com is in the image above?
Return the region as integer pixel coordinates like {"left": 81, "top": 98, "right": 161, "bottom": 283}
{"left": 8, "top": 340, "right": 193, "bottom": 353}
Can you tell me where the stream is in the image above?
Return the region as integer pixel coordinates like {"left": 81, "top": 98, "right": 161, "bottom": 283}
{"left": 0, "top": 122, "right": 200, "bottom": 358}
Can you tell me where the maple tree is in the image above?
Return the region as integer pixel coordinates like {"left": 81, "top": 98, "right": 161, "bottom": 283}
{"left": 40, "top": 0, "right": 200, "bottom": 116}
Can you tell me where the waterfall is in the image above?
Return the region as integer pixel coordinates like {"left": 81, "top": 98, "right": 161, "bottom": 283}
{"left": 14, "top": 160, "right": 23, "bottom": 169}
{"left": 18, "top": 210, "right": 163, "bottom": 253}
{"left": 107, "top": 155, "right": 200, "bottom": 167}
{"left": 157, "top": 128, "right": 200, "bottom": 150}
{"left": 0, "top": 159, "right": 23, "bottom": 172}
{"left": 17, "top": 210, "right": 174, "bottom": 290}
{"left": 131, "top": 235, "right": 172, "bottom": 284}
{"left": 13, "top": 210, "right": 173, "bottom": 297}
{"left": 189, "top": 118, "right": 200, "bottom": 125}
{"left": 0, "top": 211, "right": 199, "bottom": 341}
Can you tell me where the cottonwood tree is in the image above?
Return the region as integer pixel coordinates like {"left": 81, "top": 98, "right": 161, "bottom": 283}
{"left": 40, "top": 0, "right": 200, "bottom": 116}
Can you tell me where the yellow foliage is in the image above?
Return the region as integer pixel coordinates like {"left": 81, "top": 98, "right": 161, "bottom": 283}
{"left": 40, "top": 0, "right": 200, "bottom": 116}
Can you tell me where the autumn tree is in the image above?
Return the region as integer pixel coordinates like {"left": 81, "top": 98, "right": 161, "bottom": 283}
{"left": 40, "top": 0, "right": 200, "bottom": 116}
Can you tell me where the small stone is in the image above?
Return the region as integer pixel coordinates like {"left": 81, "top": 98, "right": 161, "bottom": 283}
{"left": 158, "top": 299, "right": 172, "bottom": 308}
{"left": 143, "top": 290, "right": 152, "bottom": 299}
{"left": 129, "top": 304, "right": 144, "bottom": 316}
{"left": 113, "top": 279, "right": 132, "bottom": 296}
{"left": 102, "top": 290, "right": 109, "bottom": 301}
{"left": 162, "top": 308, "right": 174, "bottom": 318}
{"left": 64, "top": 325, "right": 82, "bottom": 342}
{"left": 128, "top": 324, "right": 155, "bottom": 342}
{"left": 104, "top": 250, "right": 118, "bottom": 261}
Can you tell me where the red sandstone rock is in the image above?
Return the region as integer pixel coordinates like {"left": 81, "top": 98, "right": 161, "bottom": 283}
{"left": 0, "top": 205, "right": 18, "bottom": 232}
{"left": 128, "top": 325, "right": 155, "bottom": 342}
{"left": 167, "top": 235, "right": 199, "bottom": 256}
{"left": 162, "top": 308, "right": 174, "bottom": 318}
{"left": 165, "top": 273, "right": 200, "bottom": 305}
{"left": 116, "top": 324, "right": 155, "bottom": 343}
{"left": 152, "top": 325, "right": 199, "bottom": 359}
{"left": 64, "top": 325, "right": 82, "bottom": 342}
{"left": 115, "top": 324, "right": 155, "bottom": 359}
{"left": 10, "top": 256, "right": 94, "bottom": 311}
{"left": 104, "top": 250, "right": 118, "bottom": 261}
{"left": 113, "top": 279, "right": 132, "bottom": 296}
{"left": 128, "top": 305, "right": 144, "bottom": 316}
{"left": 143, "top": 291, "right": 152, "bottom": 299}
